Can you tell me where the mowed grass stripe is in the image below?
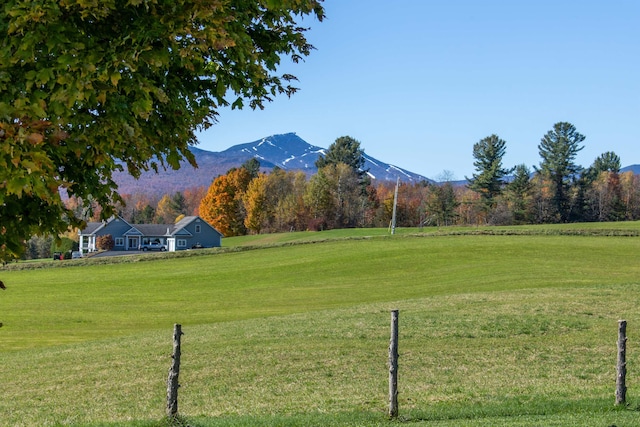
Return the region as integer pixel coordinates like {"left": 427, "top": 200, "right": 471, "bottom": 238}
{"left": 1, "top": 234, "right": 639, "bottom": 351}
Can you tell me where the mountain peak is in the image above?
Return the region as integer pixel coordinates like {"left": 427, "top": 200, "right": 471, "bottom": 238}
{"left": 220, "top": 132, "right": 326, "bottom": 173}
{"left": 113, "top": 134, "right": 431, "bottom": 196}
{"left": 218, "top": 133, "right": 430, "bottom": 183}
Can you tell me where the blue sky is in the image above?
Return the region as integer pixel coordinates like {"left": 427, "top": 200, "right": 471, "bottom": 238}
{"left": 196, "top": 0, "right": 639, "bottom": 180}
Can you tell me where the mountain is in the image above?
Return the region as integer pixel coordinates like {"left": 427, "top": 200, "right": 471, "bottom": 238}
{"left": 111, "top": 134, "right": 638, "bottom": 196}
{"left": 113, "top": 133, "right": 431, "bottom": 196}
{"left": 621, "top": 165, "right": 640, "bottom": 174}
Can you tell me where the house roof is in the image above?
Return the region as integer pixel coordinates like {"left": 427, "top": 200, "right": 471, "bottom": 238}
{"left": 80, "top": 222, "right": 104, "bottom": 235}
{"left": 79, "top": 216, "right": 128, "bottom": 235}
{"left": 177, "top": 216, "right": 223, "bottom": 237}
{"left": 79, "top": 215, "right": 222, "bottom": 238}
{"left": 135, "top": 224, "right": 174, "bottom": 236}
{"left": 174, "top": 216, "right": 196, "bottom": 230}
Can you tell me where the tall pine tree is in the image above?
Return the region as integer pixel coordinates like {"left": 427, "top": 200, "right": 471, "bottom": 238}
{"left": 467, "top": 134, "right": 512, "bottom": 211}
{"left": 536, "top": 122, "right": 585, "bottom": 222}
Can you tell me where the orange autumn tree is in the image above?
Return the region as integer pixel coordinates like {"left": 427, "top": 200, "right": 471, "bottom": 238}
{"left": 199, "top": 168, "right": 252, "bottom": 236}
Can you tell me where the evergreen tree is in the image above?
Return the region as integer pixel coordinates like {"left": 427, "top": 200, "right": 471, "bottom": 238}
{"left": 316, "top": 136, "right": 366, "bottom": 175}
{"left": 171, "top": 192, "right": 187, "bottom": 216}
{"left": 536, "top": 122, "right": 586, "bottom": 222}
{"left": 506, "top": 164, "right": 533, "bottom": 223}
{"left": 154, "top": 193, "right": 188, "bottom": 224}
{"left": 242, "top": 158, "right": 262, "bottom": 179}
{"left": 426, "top": 182, "right": 459, "bottom": 226}
{"left": 137, "top": 205, "right": 156, "bottom": 224}
{"left": 583, "top": 151, "right": 621, "bottom": 183}
{"left": 467, "top": 134, "right": 512, "bottom": 210}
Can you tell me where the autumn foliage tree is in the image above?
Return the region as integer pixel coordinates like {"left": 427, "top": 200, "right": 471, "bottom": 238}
{"left": 269, "top": 169, "right": 309, "bottom": 232}
{"left": 0, "top": 0, "right": 324, "bottom": 261}
{"left": 243, "top": 173, "right": 269, "bottom": 234}
{"left": 199, "top": 167, "right": 252, "bottom": 236}
{"left": 155, "top": 192, "right": 188, "bottom": 223}
{"left": 96, "top": 234, "right": 115, "bottom": 251}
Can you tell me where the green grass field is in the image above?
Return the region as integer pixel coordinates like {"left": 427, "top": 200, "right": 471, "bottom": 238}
{"left": 1, "top": 223, "right": 640, "bottom": 426}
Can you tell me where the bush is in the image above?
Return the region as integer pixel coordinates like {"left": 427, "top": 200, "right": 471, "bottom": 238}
{"left": 25, "top": 236, "right": 53, "bottom": 260}
{"left": 96, "top": 234, "right": 115, "bottom": 251}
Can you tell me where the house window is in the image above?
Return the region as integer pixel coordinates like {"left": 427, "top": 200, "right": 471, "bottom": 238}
{"left": 195, "top": 225, "right": 201, "bottom": 233}
{"left": 177, "top": 239, "right": 187, "bottom": 247}
{"left": 115, "top": 238, "right": 124, "bottom": 247}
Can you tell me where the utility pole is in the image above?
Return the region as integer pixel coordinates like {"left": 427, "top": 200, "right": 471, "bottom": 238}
{"left": 391, "top": 177, "right": 399, "bottom": 235}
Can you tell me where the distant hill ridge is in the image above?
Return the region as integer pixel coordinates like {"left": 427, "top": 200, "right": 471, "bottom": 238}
{"left": 113, "top": 133, "right": 431, "bottom": 196}
{"left": 112, "top": 133, "right": 638, "bottom": 196}
{"left": 621, "top": 164, "right": 640, "bottom": 174}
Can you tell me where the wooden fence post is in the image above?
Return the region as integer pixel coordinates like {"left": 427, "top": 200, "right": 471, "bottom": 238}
{"left": 389, "top": 310, "right": 399, "bottom": 418}
{"left": 167, "top": 324, "right": 183, "bottom": 418}
{"left": 616, "top": 320, "right": 627, "bottom": 406}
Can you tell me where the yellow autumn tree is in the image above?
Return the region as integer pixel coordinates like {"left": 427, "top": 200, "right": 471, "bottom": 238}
{"left": 243, "top": 173, "right": 269, "bottom": 234}
{"left": 155, "top": 194, "right": 175, "bottom": 224}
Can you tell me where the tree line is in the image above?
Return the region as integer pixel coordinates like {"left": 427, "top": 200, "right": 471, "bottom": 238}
{"left": 465, "top": 122, "right": 637, "bottom": 225}
{"left": 44, "top": 124, "right": 639, "bottom": 256}
{"left": 195, "top": 126, "right": 640, "bottom": 236}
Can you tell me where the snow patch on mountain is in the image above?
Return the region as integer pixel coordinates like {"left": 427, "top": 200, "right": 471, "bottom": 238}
{"left": 221, "top": 132, "right": 432, "bottom": 183}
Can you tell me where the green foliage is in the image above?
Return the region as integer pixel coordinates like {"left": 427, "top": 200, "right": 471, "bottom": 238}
{"left": 242, "top": 158, "right": 262, "bottom": 179}
{"left": 304, "top": 167, "right": 335, "bottom": 228}
{"left": 536, "top": 122, "right": 586, "bottom": 221}
{"left": 426, "top": 182, "right": 459, "bottom": 226}
{"left": 591, "top": 151, "right": 621, "bottom": 174}
{"left": 315, "top": 135, "right": 366, "bottom": 174}
{"left": 155, "top": 192, "right": 188, "bottom": 223}
{"left": 467, "top": 134, "right": 512, "bottom": 210}
{"left": 506, "top": 164, "right": 533, "bottom": 223}
{"left": 50, "top": 236, "right": 77, "bottom": 255}
{"left": 0, "top": 0, "right": 324, "bottom": 260}
{"left": 303, "top": 165, "right": 362, "bottom": 228}
{"left": 24, "top": 235, "right": 53, "bottom": 260}
{"left": 583, "top": 151, "right": 622, "bottom": 184}
{"left": 131, "top": 204, "right": 156, "bottom": 224}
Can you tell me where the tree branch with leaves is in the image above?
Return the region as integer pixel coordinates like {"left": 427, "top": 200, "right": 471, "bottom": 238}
{"left": 0, "top": 0, "right": 324, "bottom": 261}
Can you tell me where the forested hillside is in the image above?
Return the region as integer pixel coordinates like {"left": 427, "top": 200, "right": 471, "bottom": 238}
{"left": 68, "top": 126, "right": 640, "bottom": 238}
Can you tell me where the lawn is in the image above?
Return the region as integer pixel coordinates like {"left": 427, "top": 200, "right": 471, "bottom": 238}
{"left": 1, "top": 224, "right": 640, "bottom": 426}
